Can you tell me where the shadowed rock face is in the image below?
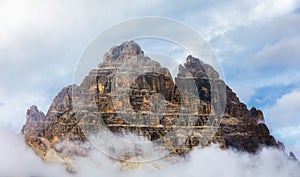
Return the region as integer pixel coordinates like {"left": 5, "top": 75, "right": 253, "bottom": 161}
{"left": 22, "top": 41, "right": 283, "bottom": 171}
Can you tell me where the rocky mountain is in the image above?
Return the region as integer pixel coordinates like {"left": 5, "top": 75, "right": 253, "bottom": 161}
{"left": 21, "top": 41, "right": 284, "bottom": 172}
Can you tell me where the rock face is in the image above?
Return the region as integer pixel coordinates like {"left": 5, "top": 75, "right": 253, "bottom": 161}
{"left": 22, "top": 41, "right": 282, "bottom": 171}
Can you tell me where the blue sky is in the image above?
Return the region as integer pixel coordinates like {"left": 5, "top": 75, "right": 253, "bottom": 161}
{"left": 0, "top": 0, "right": 300, "bottom": 157}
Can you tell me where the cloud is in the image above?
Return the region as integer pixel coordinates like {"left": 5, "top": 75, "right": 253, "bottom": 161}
{"left": 231, "top": 87, "right": 256, "bottom": 104}
{"left": 0, "top": 125, "right": 70, "bottom": 176}
{"left": 0, "top": 92, "right": 50, "bottom": 131}
{"left": 0, "top": 125, "right": 299, "bottom": 177}
{"left": 0, "top": 0, "right": 165, "bottom": 130}
{"left": 211, "top": 13, "right": 300, "bottom": 71}
{"left": 253, "top": 37, "right": 300, "bottom": 67}
{"left": 0, "top": 0, "right": 300, "bottom": 177}
{"left": 265, "top": 90, "right": 300, "bottom": 127}
{"left": 205, "top": 4, "right": 300, "bottom": 159}
{"left": 209, "top": 10, "right": 300, "bottom": 108}
{"left": 263, "top": 90, "right": 300, "bottom": 157}
{"left": 180, "top": 0, "right": 299, "bottom": 39}
{"left": 0, "top": 0, "right": 299, "bottom": 130}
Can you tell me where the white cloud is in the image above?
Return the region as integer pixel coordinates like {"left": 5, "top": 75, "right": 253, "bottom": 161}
{"left": 265, "top": 90, "right": 300, "bottom": 127}
{"left": 231, "top": 87, "right": 256, "bottom": 104}
{"left": 0, "top": 92, "right": 50, "bottom": 131}
{"left": 181, "top": 0, "right": 299, "bottom": 39}
{"left": 263, "top": 90, "right": 300, "bottom": 157}
{"left": 0, "top": 0, "right": 165, "bottom": 130}
{"left": 0, "top": 126, "right": 299, "bottom": 177}
{"left": 0, "top": 0, "right": 299, "bottom": 130}
{"left": 275, "top": 125, "right": 300, "bottom": 141}
{"left": 1, "top": 0, "right": 300, "bottom": 172}
{"left": 253, "top": 37, "right": 300, "bottom": 67}
{"left": 208, "top": 7, "right": 300, "bottom": 153}
{"left": 0, "top": 125, "right": 70, "bottom": 176}
{"left": 208, "top": 8, "right": 300, "bottom": 109}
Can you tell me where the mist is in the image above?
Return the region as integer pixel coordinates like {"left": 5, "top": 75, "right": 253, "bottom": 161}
{"left": 0, "top": 125, "right": 299, "bottom": 177}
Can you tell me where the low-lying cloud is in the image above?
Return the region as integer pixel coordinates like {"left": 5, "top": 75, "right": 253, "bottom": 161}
{"left": 0, "top": 125, "right": 299, "bottom": 177}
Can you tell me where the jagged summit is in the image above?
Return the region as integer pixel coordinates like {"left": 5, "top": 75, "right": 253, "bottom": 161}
{"left": 98, "top": 40, "right": 161, "bottom": 69}
{"left": 250, "top": 107, "right": 265, "bottom": 123}
{"left": 103, "top": 41, "right": 143, "bottom": 62}
{"left": 22, "top": 41, "right": 283, "bottom": 173}
{"left": 178, "top": 55, "right": 219, "bottom": 79}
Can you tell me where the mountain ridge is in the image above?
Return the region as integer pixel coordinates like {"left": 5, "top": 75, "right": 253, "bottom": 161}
{"left": 21, "top": 41, "right": 285, "bottom": 172}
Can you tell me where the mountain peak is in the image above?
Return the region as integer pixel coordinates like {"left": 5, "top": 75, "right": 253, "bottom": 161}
{"left": 100, "top": 41, "right": 144, "bottom": 66}
{"left": 177, "top": 55, "right": 219, "bottom": 79}
{"left": 22, "top": 40, "right": 282, "bottom": 173}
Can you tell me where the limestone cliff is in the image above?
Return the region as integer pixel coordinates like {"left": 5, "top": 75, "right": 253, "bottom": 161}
{"left": 21, "top": 41, "right": 283, "bottom": 172}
